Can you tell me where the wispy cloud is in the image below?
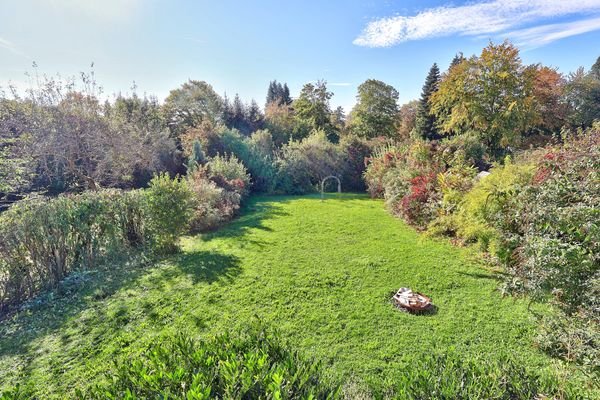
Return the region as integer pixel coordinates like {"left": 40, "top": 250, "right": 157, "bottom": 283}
{"left": 507, "top": 16, "right": 600, "bottom": 47}
{"left": 0, "top": 37, "right": 26, "bottom": 57}
{"left": 330, "top": 82, "right": 352, "bottom": 87}
{"left": 353, "top": 0, "right": 600, "bottom": 47}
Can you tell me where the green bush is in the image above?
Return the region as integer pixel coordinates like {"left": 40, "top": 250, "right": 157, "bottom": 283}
{"left": 206, "top": 154, "right": 251, "bottom": 197}
{"left": 452, "top": 159, "right": 535, "bottom": 254}
{"left": 274, "top": 131, "right": 346, "bottom": 194}
{"left": 85, "top": 326, "right": 339, "bottom": 399}
{"left": 0, "top": 190, "right": 147, "bottom": 312}
{"left": 496, "top": 130, "right": 600, "bottom": 367}
{"left": 187, "top": 169, "right": 242, "bottom": 232}
{"left": 144, "top": 173, "right": 194, "bottom": 253}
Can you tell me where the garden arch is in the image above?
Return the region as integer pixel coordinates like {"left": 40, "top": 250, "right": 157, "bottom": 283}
{"left": 320, "top": 175, "right": 341, "bottom": 200}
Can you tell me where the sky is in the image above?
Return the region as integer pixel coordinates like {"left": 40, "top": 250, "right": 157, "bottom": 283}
{"left": 1, "top": 0, "right": 600, "bottom": 112}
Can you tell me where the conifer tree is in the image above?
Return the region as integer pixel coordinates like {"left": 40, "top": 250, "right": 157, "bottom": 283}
{"left": 187, "top": 139, "right": 205, "bottom": 172}
{"left": 222, "top": 93, "right": 234, "bottom": 127}
{"left": 450, "top": 52, "right": 465, "bottom": 69}
{"left": 246, "top": 99, "right": 265, "bottom": 133}
{"left": 415, "top": 63, "right": 441, "bottom": 140}
{"left": 282, "top": 83, "right": 292, "bottom": 105}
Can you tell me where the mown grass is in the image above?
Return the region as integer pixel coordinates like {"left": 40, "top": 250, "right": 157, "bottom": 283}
{"left": 0, "top": 194, "right": 594, "bottom": 398}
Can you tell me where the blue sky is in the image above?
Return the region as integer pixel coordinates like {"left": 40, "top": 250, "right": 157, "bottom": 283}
{"left": 1, "top": 0, "right": 600, "bottom": 112}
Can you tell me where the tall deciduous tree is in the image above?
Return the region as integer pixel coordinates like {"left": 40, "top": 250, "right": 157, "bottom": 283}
{"left": 163, "top": 80, "right": 223, "bottom": 139}
{"left": 293, "top": 80, "right": 337, "bottom": 141}
{"left": 348, "top": 79, "right": 399, "bottom": 138}
{"left": 430, "top": 41, "right": 537, "bottom": 157}
{"left": 528, "top": 65, "right": 568, "bottom": 134}
{"left": 397, "top": 100, "right": 419, "bottom": 139}
{"left": 565, "top": 66, "right": 600, "bottom": 128}
{"left": 415, "top": 63, "right": 441, "bottom": 140}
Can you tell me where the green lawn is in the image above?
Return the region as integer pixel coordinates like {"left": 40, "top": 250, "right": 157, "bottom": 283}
{"left": 0, "top": 194, "right": 589, "bottom": 397}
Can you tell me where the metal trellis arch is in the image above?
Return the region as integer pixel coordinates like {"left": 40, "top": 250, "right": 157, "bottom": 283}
{"left": 320, "top": 175, "right": 341, "bottom": 200}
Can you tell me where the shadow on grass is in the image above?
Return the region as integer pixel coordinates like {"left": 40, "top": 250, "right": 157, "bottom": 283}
{"left": 0, "top": 248, "right": 242, "bottom": 380}
{"left": 457, "top": 271, "right": 505, "bottom": 282}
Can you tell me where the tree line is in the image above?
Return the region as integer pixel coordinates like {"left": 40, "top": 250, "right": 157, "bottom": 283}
{"left": 1, "top": 40, "right": 599, "bottom": 197}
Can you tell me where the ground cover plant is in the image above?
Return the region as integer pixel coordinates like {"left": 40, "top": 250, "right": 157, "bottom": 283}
{"left": 0, "top": 195, "right": 595, "bottom": 398}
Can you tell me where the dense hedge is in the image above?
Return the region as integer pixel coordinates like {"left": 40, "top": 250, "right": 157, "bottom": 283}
{"left": 0, "top": 164, "right": 249, "bottom": 313}
{"left": 0, "top": 190, "right": 147, "bottom": 312}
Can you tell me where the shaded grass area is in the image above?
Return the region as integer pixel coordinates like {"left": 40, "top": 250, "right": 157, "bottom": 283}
{"left": 0, "top": 194, "right": 594, "bottom": 397}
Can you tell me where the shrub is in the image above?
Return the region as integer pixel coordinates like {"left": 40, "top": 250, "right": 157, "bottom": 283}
{"left": 85, "top": 326, "right": 339, "bottom": 399}
{"left": 187, "top": 169, "right": 242, "bottom": 232}
{"left": 274, "top": 131, "right": 346, "bottom": 194}
{"left": 427, "top": 163, "right": 478, "bottom": 237}
{"left": 339, "top": 135, "right": 373, "bottom": 192}
{"left": 452, "top": 159, "right": 535, "bottom": 253}
{"left": 0, "top": 190, "right": 147, "bottom": 312}
{"left": 242, "top": 130, "right": 278, "bottom": 193}
{"left": 395, "top": 172, "right": 440, "bottom": 228}
{"left": 206, "top": 154, "right": 251, "bottom": 197}
{"left": 144, "top": 173, "right": 194, "bottom": 253}
{"left": 494, "top": 129, "right": 600, "bottom": 367}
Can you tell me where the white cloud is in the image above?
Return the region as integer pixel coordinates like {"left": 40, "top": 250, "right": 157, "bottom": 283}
{"left": 330, "top": 82, "right": 352, "bottom": 87}
{"left": 353, "top": 0, "right": 600, "bottom": 47}
{"left": 0, "top": 37, "right": 26, "bottom": 57}
{"left": 507, "top": 16, "right": 600, "bottom": 47}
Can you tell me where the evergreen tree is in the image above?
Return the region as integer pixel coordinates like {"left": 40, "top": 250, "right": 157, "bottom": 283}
{"left": 246, "top": 99, "right": 265, "bottom": 133}
{"left": 266, "top": 81, "right": 278, "bottom": 105}
{"left": 232, "top": 94, "right": 248, "bottom": 133}
{"left": 450, "top": 52, "right": 465, "bottom": 69}
{"left": 415, "top": 63, "right": 441, "bottom": 140}
{"left": 591, "top": 55, "right": 600, "bottom": 80}
{"left": 282, "top": 83, "right": 292, "bottom": 105}
{"left": 266, "top": 80, "right": 292, "bottom": 106}
{"left": 222, "top": 93, "right": 234, "bottom": 127}
{"left": 186, "top": 139, "right": 205, "bottom": 172}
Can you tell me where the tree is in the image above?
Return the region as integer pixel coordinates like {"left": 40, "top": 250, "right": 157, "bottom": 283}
{"left": 430, "top": 41, "right": 537, "bottom": 157}
{"left": 264, "top": 102, "right": 310, "bottom": 145}
{"left": 528, "top": 65, "right": 568, "bottom": 134}
{"left": 415, "top": 63, "right": 441, "bottom": 140}
{"left": 231, "top": 94, "right": 249, "bottom": 134}
{"left": 163, "top": 80, "right": 223, "bottom": 139}
{"left": 449, "top": 52, "right": 465, "bottom": 69}
{"left": 221, "top": 93, "right": 234, "bottom": 128}
{"left": 266, "top": 80, "right": 292, "bottom": 106}
{"left": 246, "top": 99, "right": 265, "bottom": 133}
{"left": 564, "top": 67, "right": 600, "bottom": 128}
{"left": 591, "top": 55, "right": 600, "bottom": 79}
{"left": 348, "top": 79, "right": 399, "bottom": 138}
{"left": 330, "top": 106, "right": 346, "bottom": 135}
{"left": 397, "top": 100, "right": 419, "bottom": 139}
{"left": 293, "top": 80, "right": 338, "bottom": 141}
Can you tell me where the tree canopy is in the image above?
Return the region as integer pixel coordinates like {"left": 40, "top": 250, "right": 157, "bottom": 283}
{"left": 349, "top": 79, "right": 399, "bottom": 138}
{"left": 430, "top": 41, "right": 537, "bottom": 156}
{"left": 163, "top": 80, "right": 223, "bottom": 139}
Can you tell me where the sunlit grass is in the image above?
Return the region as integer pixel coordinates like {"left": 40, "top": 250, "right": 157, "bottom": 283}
{"left": 0, "top": 194, "right": 590, "bottom": 397}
